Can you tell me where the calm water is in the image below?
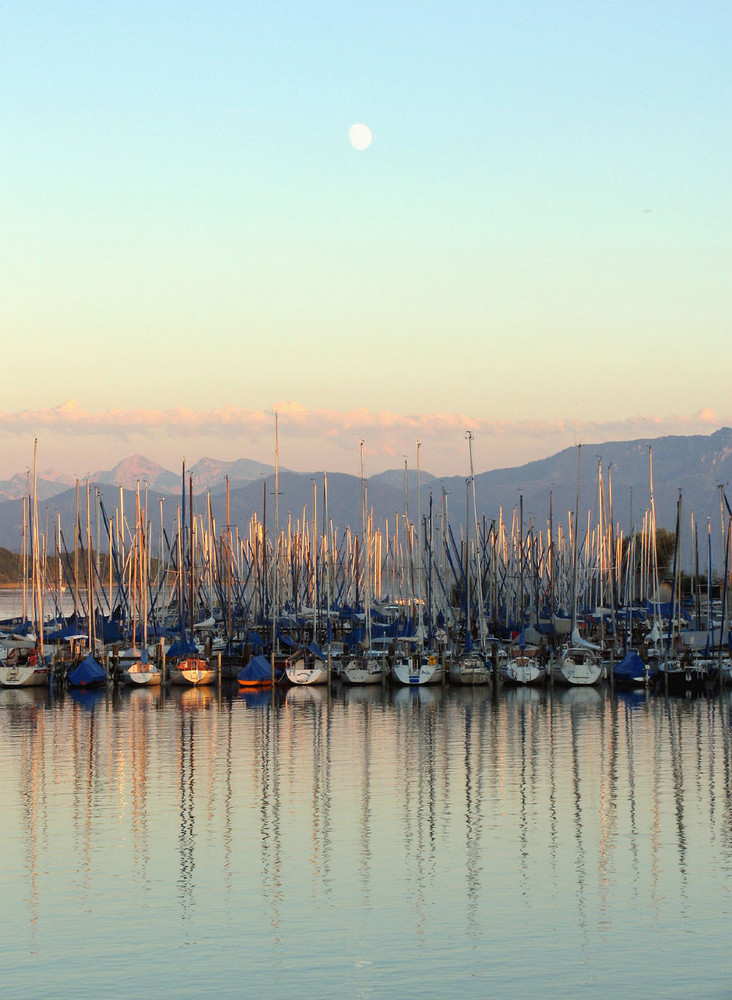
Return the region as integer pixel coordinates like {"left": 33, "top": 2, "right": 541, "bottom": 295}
{"left": 3, "top": 679, "right": 732, "bottom": 999}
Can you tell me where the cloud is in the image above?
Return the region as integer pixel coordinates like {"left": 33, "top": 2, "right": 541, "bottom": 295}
{"left": 0, "top": 401, "right": 729, "bottom": 477}
{"left": 0, "top": 399, "right": 727, "bottom": 444}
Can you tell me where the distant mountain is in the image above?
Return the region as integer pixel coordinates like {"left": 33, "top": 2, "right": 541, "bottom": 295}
{"left": 0, "top": 470, "right": 75, "bottom": 503}
{"left": 369, "top": 468, "right": 439, "bottom": 492}
{"left": 90, "top": 454, "right": 277, "bottom": 496}
{"left": 92, "top": 455, "right": 181, "bottom": 494}
{"left": 188, "top": 457, "right": 276, "bottom": 494}
{"left": 0, "top": 430, "right": 730, "bottom": 560}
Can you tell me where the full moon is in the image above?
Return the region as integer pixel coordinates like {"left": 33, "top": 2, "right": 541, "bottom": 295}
{"left": 349, "top": 123, "right": 372, "bottom": 150}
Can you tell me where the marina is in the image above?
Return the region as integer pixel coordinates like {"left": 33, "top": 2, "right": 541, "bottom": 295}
{"left": 3, "top": 678, "right": 732, "bottom": 998}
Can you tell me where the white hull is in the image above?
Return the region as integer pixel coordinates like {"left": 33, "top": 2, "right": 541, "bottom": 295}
{"left": 502, "top": 655, "right": 545, "bottom": 686}
{"left": 554, "top": 647, "right": 603, "bottom": 686}
{"left": 285, "top": 664, "right": 328, "bottom": 685}
{"left": 343, "top": 657, "right": 383, "bottom": 685}
{"left": 124, "top": 666, "right": 162, "bottom": 687}
{"left": 449, "top": 653, "right": 490, "bottom": 685}
{"left": 392, "top": 655, "right": 443, "bottom": 686}
{"left": 0, "top": 663, "right": 50, "bottom": 688}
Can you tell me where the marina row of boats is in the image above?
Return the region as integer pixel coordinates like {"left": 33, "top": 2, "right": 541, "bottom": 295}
{"left": 1, "top": 439, "right": 731, "bottom": 698}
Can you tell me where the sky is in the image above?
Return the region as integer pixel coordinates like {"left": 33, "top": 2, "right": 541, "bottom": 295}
{"left": 2, "top": 1, "right": 731, "bottom": 482}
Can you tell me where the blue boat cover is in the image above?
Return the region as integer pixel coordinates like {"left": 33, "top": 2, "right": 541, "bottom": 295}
{"left": 68, "top": 654, "right": 106, "bottom": 687}
{"left": 167, "top": 636, "right": 198, "bottom": 659}
{"left": 613, "top": 650, "right": 647, "bottom": 684}
{"left": 237, "top": 655, "right": 272, "bottom": 683}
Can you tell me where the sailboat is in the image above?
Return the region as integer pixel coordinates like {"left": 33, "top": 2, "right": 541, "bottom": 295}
{"left": 450, "top": 434, "right": 491, "bottom": 685}
{"left": 344, "top": 443, "right": 384, "bottom": 686}
{"left": 168, "top": 467, "right": 216, "bottom": 687}
{"left": 554, "top": 447, "right": 603, "bottom": 686}
{"left": 68, "top": 479, "right": 107, "bottom": 689}
{"left": 123, "top": 486, "right": 162, "bottom": 687}
{"left": 655, "top": 491, "right": 706, "bottom": 694}
{"left": 284, "top": 642, "right": 329, "bottom": 685}
{"left": 0, "top": 444, "right": 50, "bottom": 688}
{"left": 502, "top": 629, "right": 547, "bottom": 685}
{"left": 391, "top": 444, "right": 444, "bottom": 687}
{"left": 0, "top": 645, "right": 49, "bottom": 688}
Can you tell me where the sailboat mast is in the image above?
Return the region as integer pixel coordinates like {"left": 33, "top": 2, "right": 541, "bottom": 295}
{"left": 86, "top": 478, "right": 95, "bottom": 655}
{"left": 416, "top": 440, "right": 423, "bottom": 647}
{"left": 570, "top": 444, "right": 581, "bottom": 638}
{"left": 360, "top": 441, "right": 371, "bottom": 650}
{"left": 189, "top": 474, "right": 194, "bottom": 638}
{"left": 466, "top": 430, "right": 485, "bottom": 649}
{"left": 32, "top": 439, "right": 44, "bottom": 658}
{"left": 271, "top": 412, "right": 279, "bottom": 683}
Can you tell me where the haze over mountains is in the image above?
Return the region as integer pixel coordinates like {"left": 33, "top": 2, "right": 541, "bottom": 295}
{"left": 1, "top": 429, "right": 731, "bottom": 557}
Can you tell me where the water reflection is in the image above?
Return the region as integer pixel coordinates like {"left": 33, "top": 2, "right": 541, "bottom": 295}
{"left": 3, "top": 684, "right": 732, "bottom": 997}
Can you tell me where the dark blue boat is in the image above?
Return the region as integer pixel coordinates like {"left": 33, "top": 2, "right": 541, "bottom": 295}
{"left": 237, "top": 654, "right": 280, "bottom": 687}
{"left": 68, "top": 654, "right": 106, "bottom": 688}
{"left": 612, "top": 650, "right": 648, "bottom": 686}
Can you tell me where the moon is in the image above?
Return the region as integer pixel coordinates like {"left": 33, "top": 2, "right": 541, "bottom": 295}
{"left": 349, "top": 123, "right": 372, "bottom": 150}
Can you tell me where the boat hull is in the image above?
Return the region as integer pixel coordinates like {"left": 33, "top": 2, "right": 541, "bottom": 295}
{"left": 554, "top": 648, "right": 603, "bottom": 686}
{"left": 450, "top": 653, "right": 491, "bottom": 685}
{"left": 169, "top": 657, "right": 216, "bottom": 686}
{"left": 285, "top": 665, "right": 328, "bottom": 685}
{"left": 343, "top": 658, "right": 384, "bottom": 685}
{"left": 0, "top": 663, "right": 50, "bottom": 688}
{"left": 502, "top": 655, "right": 546, "bottom": 686}
{"left": 392, "top": 656, "right": 443, "bottom": 686}
{"left": 124, "top": 667, "right": 162, "bottom": 687}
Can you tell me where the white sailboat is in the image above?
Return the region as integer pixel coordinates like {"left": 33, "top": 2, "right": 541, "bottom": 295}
{"left": 391, "top": 638, "right": 444, "bottom": 685}
{"left": 344, "top": 443, "right": 384, "bottom": 686}
{"left": 502, "top": 640, "right": 546, "bottom": 685}
{"left": 169, "top": 467, "right": 215, "bottom": 687}
{"left": 554, "top": 446, "right": 603, "bottom": 686}
{"left": 450, "top": 433, "right": 492, "bottom": 685}
{"left": 285, "top": 644, "right": 329, "bottom": 685}
{"left": 392, "top": 443, "right": 443, "bottom": 687}
{"left": 122, "top": 486, "right": 162, "bottom": 687}
{"left": 0, "top": 441, "right": 49, "bottom": 689}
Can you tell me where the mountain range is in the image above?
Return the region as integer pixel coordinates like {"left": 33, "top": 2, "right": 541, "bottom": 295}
{"left": 1, "top": 428, "right": 731, "bottom": 558}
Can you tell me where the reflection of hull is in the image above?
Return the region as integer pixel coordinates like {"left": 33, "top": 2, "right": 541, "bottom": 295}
{"left": 0, "top": 686, "right": 50, "bottom": 708}
{"left": 171, "top": 686, "right": 216, "bottom": 710}
{"left": 286, "top": 684, "right": 327, "bottom": 706}
{"left": 392, "top": 685, "right": 441, "bottom": 707}
{"left": 70, "top": 687, "right": 106, "bottom": 712}
{"left": 169, "top": 657, "right": 216, "bottom": 686}
{"left": 504, "top": 684, "right": 546, "bottom": 708}
{"left": 554, "top": 685, "right": 604, "bottom": 709}
{"left": 239, "top": 688, "right": 274, "bottom": 708}
{"left": 340, "top": 684, "right": 388, "bottom": 706}
{"left": 448, "top": 684, "right": 494, "bottom": 708}
{"left": 0, "top": 663, "right": 50, "bottom": 688}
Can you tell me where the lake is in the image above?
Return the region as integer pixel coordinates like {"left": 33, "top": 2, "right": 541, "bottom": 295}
{"left": 2, "top": 679, "right": 732, "bottom": 999}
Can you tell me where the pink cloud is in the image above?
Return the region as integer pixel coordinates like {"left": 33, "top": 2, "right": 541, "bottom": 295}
{"left": 0, "top": 401, "right": 729, "bottom": 478}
